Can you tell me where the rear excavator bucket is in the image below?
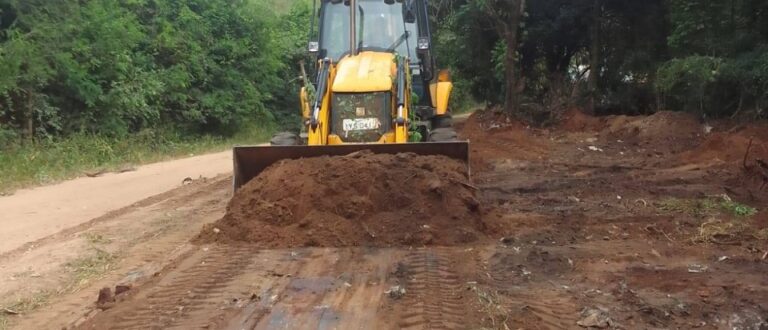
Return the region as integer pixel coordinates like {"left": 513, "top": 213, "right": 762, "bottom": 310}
{"left": 232, "top": 142, "right": 470, "bottom": 190}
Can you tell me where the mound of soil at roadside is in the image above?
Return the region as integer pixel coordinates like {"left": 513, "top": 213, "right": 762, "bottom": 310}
{"left": 458, "top": 110, "right": 550, "bottom": 169}
{"left": 196, "top": 151, "right": 488, "bottom": 248}
{"left": 602, "top": 111, "right": 703, "bottom": 143}
{"left": 561, "top": 109, "right": 703, "bottom": 141}
{"left": 560, "top": 109, "right": 705, "bottom": 154}
{"left": 680, "top": 123, "right": 768, "bottom": 163}
{"left": 559, "top": 108, "right": 605, "bottom": 132}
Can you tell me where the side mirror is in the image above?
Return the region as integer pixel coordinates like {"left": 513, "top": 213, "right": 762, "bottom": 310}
{"left": 308, "top": 41, "right": 320, "bottom": 54}
{"left": 403, "top": 1, "right": 416, "bottom": 23}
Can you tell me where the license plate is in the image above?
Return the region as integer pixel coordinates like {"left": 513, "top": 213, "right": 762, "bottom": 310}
{"left": 342, "top": 118, "right": 381, "bottom": 131}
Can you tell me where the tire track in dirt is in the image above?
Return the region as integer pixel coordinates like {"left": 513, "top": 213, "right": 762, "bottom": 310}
{"left": 398, "top": 248, "right": 467, "bottom": 330}
{"left": 176, "top": 248, "right": 320, "bottom": 330}
{"left": 249, "top": 249, "right": 364, "bottom": 330}
{"left": 6, "top": 177, "right": 231, "bottom": 330}
{"left": 104, "top": 245, "right": 255, "bottom": 330}
{"left": 486, "top": 248, "right": 580, "bottom": 329}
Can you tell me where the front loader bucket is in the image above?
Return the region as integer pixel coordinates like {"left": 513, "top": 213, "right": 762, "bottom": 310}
{"left": 232, "top": 142, "right": 470, "bottom": 190}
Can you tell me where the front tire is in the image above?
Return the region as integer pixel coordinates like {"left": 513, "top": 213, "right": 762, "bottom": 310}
{"left": 270, "top": 132, "right": 300, "bottom": 146}
{"left": 428, "top": 128, "right": 458, "bottom": 142}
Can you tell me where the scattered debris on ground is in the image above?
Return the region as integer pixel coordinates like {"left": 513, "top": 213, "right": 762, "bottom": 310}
{"left": 385, "top": 285, "right": 406, "bottom": 299}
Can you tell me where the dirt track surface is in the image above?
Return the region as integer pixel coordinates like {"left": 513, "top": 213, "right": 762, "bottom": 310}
{"left": 4, "top": 111, "right": 768, "bottom": 330}
{"left": 0, "top": 151, "right": 231, "bottom": 254}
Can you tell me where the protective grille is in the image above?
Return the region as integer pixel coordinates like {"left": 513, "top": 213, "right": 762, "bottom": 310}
{"left": 331, "top": 92, "right": 391, "bottom": 143}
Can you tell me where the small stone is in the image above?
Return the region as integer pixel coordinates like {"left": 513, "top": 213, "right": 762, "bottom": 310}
{"left": 500, "top": 237, "right": 515, "bottom": 245}
{"left": 577, "top": 307, "right": 612, "bottom": 328}
{"left": 96, "top": 287, "right": 115, "bottom": 310}
{"left": 386, "top": 285, "right": 406, "bottom": 299}
{"left": 115, "top": 285, "right": 131, "bottom": 296}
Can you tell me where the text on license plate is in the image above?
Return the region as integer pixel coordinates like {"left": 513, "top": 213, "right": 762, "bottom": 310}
{"left": 342, "top": 118, "right": 381, "bottom": 131}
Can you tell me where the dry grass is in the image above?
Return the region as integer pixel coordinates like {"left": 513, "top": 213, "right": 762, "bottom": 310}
{"left": 81, "top": 232, "right": 112, "bottom": 245}
{"left": 658, "top": 198, "right": 719, "bottom": 217}
{"left": 0, "top": 290, "right": 54, "bottom": 330}
{"left": 694, "top": 218, "right": 768, "bottom": 244}
{"left": 0, "top": 242, "right": 119, "bottom": 328}
{"left": 470, "top": 285, "right": 511, "bottom": 330}
{"left": 695, "top": 219, "right": 749, "bottom": 244}
{"left": 754, "top": 228, "right": 768, "bottom": 241}
{"left": 64, "top": 248, "right": 118, "bottom": 291}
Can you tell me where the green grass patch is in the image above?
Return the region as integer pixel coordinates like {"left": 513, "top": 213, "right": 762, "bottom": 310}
{"left": 658, "top": 196, "right": 758, "bottom": 218}
{"left": 0, "top": 122, "right": 274, "bottom": 193}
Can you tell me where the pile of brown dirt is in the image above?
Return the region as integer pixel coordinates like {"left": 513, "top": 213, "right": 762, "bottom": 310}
{"left": 680, "top": 124, "right": 768, "bottom": 163}
{"left": 601, "top": 111, "right": 703, "bottom": 144}
{"left": 560, "top": 109, "right": 706, "bottom": 154}
{"left": 559, "top": 108, "right": 605, "bottom": 132}
{"left": 196, "top": 151, "right": 489, "bottom": 248}
{"left": 458, "top": 110, "right": 550, "bottom": 169}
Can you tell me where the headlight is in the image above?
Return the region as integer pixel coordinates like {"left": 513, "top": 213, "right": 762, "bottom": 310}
{"left": 417, "top": 37, "right": 430, "bottom": 50}
{"left": 307, "top": 41, "right": 319, "bottom": 54}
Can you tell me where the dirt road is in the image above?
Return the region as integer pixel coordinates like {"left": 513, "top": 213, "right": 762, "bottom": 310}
{"left": 0, "top": 151, "right": 231, "bottom": 255}
{"left": 3, "top": 111, "right": 768, "bottom": 330}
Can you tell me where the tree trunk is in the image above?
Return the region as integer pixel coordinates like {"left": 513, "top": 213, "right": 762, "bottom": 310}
{"left": 25, "top": 90, "right": 34, "bottom": 142}
{"left": 502, "top": 0, "right": 526, "bottom": 113}
{"left": 587, "top": 0, "right": 601, "bottom": 114}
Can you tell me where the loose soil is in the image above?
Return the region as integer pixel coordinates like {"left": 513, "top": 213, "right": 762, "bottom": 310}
{"left": 196, "top": 151, "right": 488, "bottom": 247}
{"left": 5, "top": 109, "right": 768, "bottom": 330}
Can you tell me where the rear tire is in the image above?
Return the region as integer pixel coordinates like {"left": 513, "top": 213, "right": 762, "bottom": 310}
{"left": 270, "top": 132, "right": 300, "bottom": 146}
{"left": 428, "top": 128, "right": 458, "bottom": 142}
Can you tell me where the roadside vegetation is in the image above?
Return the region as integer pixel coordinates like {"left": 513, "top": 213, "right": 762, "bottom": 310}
{"left": 0, "top": 0, "right": 310, "bottom": 191}
{"left": 430, "top": 1, "right": 768, "bottom": 120}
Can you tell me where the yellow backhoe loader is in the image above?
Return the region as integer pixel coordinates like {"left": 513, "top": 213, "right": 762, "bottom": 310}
{"left": 233, "top": 0, "right": 469, "bottom": 188}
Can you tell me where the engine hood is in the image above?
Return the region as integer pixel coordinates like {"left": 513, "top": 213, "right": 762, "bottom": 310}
{"left": 331, "top": 51, "right": 396, "bottom": 93}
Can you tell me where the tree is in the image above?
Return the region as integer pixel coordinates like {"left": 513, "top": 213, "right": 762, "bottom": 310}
{"left": 478, "top": 0, "right": 527, "bottom": 113}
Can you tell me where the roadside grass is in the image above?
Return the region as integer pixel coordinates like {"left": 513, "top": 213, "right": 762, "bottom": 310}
{"left": 65, "top": 248, "right": 118, "bottom": 291}
{"left": 0, "top": 122, "right": 274, "bottom": 194}
{"left": 0, "top": 290, "right": 54, "bottom": 330}
{"left": 81, "top": 232, "right": 112, "bottom": 245}
{"left": 0, "top": 246, "right": 116, "bottom": 328}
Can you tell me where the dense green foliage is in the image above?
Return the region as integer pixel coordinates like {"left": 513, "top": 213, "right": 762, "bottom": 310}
{"left": 0, "top": 0, "right": 311, "bottom": 190}
{"left": 0, "top": 0, "right": 309, "bottom": 144}
{"left": 430, "top": 0, "right": 768, "bottom": 119}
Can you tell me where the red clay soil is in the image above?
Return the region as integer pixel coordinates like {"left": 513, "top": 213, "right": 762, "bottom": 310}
{"left": 562, "top": 109, "right": 704, "bottom": 147}
{"left": 458, "top": 110, "right": 550, "bottom": 169}
{"left": 602, "top": 111, "right": 702, "bottom": 143}
{"left": 680, "top": 123, "right": 768, "bottom": 163}
{"left": 559, "top": 108, "right": 605, "bottom": 132}
{"left": 196, "top": 151, "right": 490, "bottom": 248}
